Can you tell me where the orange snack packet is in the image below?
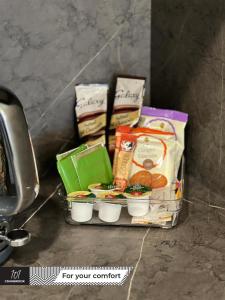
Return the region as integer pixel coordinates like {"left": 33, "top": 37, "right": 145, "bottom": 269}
{"left": 113, "top": 126, "right": 176, "bottom": 191}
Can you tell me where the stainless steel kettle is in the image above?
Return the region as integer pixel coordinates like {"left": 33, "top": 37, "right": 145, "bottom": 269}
{"left": 0, "top": 87, "right": 39, "bottom": 257}
{"left": 0, "top": 86, "right": 39, "bottom": 215}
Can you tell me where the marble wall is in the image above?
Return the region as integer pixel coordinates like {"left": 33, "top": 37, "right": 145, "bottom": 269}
{"left": 151, "top": 0, "right": 225, "bottom": 203}
{"left": 0, "top": 0, "right": 151, "bottom": 172}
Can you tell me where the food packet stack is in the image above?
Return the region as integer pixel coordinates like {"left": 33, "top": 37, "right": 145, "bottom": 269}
{"left": 113, "top": 107, "right": 188, "bottom": 198}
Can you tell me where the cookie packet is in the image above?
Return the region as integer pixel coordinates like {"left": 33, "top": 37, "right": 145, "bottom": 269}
{"left": 75, "top": 84, "right": 108, "bottom": 146}
{"left": 108, "top": 77, "right": 145, "bottom": 154}
{"left": 138, "top": 106, "right": 188, "bottom": 182}
{"left": 113, "top": 124, "right": 186, "bottom": 192}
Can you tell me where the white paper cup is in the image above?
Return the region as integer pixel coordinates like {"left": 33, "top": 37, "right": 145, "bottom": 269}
{"left": 127, "top": 199, "right": 149, "bottom": 217}
{"left": 71, "top": 202, "right": 93, "bottom": 222}
{"left": 98, "top": 202, "right": 122, "bottom": 223}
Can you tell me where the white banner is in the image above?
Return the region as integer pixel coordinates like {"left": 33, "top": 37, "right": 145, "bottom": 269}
{"left": 30, "top": 267, "right": 132, "bottom": 286}
{"left": 55, "top": 268, "right": 130, "bottom": 285}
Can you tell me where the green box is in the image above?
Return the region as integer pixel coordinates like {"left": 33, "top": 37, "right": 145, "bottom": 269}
{"left": 57, "top": 144, "right": 113, "bottom": 194}
{"left": 57, "top": 144, "right": 87, "bottom": 194}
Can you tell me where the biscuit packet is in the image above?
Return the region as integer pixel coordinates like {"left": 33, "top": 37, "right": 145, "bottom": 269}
{"left": 109, "top": 77, "right": 145, "bottom": 154}
{"left": 130, "top": 128, "right": 177, "bottom": 190}
{"left": 113, "top": 126, "right": 174, "bottom": 190}
{"left": 75, "top": 84, "right": 108, "bottom": 146}
{"left": 138, "top": 107, "right": 188, "bottom": 182}
{"left": 113, "top": 124, "right": 187, "bottom": 193}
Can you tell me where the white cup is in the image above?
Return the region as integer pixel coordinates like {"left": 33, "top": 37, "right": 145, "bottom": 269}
{"left": 71, "top": 202, "right": 93, "bottom": 222}
{"left": 98, "top": 202, "right": 122, "bottom": 223}
{"left": 127, "top": 199, "right": 149, "bottom": 217}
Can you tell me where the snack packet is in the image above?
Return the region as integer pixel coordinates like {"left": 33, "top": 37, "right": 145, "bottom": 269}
{"left": 138, "top": 107, "right": 188, "bottom": 179}
{"left": 113, "top": 123, "right": 187, "bottom": 192}
{"left": 109, "top": 77, "right": 145, "bottom": 154}
{"left": 75, "top": 84, "right": 108, "bottom": 146}
{"left": 130, "top": 127, "right": 176, "bottom": 189}
{"left": 113, "top": 131, "right": 137, "bottom": 190}
{"left": 113, "top": 126, "right": 172, "bottom": 190}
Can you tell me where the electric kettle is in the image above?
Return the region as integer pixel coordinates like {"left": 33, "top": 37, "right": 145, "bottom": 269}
{"left": 0, "top": 86, "right": 39, "bottom": 263}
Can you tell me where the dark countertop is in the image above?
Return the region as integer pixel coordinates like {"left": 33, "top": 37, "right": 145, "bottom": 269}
{"left": 1, "top": 176, "right": 225, "bottom": 300}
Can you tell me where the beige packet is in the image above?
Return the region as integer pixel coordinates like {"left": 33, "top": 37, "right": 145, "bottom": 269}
{"left": 109, "top": 77, "right": 145, "bottom": 154}
{"left": 138, "top": 107, "right": 188, "bottom": 189}
{"left": 75, "top": 84, "right": 108, "bottom": 146}
{"left": 113, "top": 126, "right": 178, "bottom": 191}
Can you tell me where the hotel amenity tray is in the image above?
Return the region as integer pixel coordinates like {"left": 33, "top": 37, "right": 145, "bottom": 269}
{"left": 61, "top": 157, "right": 185, "bottom": 229}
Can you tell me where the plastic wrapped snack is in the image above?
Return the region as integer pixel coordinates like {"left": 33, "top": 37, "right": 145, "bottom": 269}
{"left": 138, "top": 107, "right": 188, "bottom": 184}
{"left": 113, "top": 122, "right": 187, "bottom": 192}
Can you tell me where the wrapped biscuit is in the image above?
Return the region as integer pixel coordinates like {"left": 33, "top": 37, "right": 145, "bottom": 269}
{"left": 109, "top": 77, "right": 145, "bottom": 154}
{"left": 75, "top": 84, "right": 108, "bottom": 146}
{"left": 138, "top": 107, "right": 188, "bottom": 182}
{"left": 113, "top": 124, "right": 187, "bottom": 192}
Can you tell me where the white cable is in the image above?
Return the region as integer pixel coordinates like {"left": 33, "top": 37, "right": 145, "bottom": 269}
{"left": 126, "top": 228, "right": 150, "bottom": 300}
{"left": 20, "top": 183, "right": 62, "bottom": 229}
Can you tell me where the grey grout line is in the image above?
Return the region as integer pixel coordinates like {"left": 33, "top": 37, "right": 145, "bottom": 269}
{"left": 207, "top": 188, "right": 211, "bottom": 225}
{"left": 30, "top": 25, "right": 123, "bottom": 134}
{"left": 183, "top": 198, "right": 194, "bottom": 204}
{"left": 186, "top": 196, "right": 225, "bottom": 211}
{"left": 19, "top": 183, "right": 62, "bottom": 229}
{"left": 209, "top": 204, "right": 225, "bottom": 210}
{"left": 126, "top": 228, "right": 150, "bottom": 300}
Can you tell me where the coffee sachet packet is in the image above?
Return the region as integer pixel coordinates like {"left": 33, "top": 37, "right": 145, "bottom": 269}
{"left": 75, "top": 84, "right": 108, "bottom": 146}
{"left": 109, "top": 77, "right": 145, "bottom": 155}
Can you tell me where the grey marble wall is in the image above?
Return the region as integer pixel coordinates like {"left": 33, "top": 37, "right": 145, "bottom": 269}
{"left": 151, "top": 0, "right": 225, "bottom": 201}
{"left": 0, "top": 0, "right": 151, "bottom": 172}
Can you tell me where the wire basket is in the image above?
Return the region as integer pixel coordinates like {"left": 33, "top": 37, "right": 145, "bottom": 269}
{"left": 61, "top": 157, "right": 185, "bottom": 229}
